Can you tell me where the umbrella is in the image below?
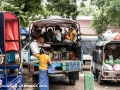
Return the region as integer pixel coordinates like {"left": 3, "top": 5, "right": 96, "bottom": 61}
{"left": 20, "top": 27, "right": 29, "bottom": 36}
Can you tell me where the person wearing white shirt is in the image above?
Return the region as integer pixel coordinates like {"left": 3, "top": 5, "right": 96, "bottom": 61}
{"left": 30, "top": 39, "right": 40, "bottom": 55}
{"left": 53, "top": 25, "right": 62, "bottom": 43}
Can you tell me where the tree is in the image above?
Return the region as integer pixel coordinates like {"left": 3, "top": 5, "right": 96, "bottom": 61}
{"left": 91, "top": 0, "right": 120, "bottom": 34}
{"left": 46, "top": 0, "right": 79, "bottom": 20}
{"left": 0, "top": 0, "right": 81, "bottom": 26}
{"left": 78, "top": 0, "right": 95, "bottom": 16}
{"left": 0, "top": 0, "right": 50, "bottom": 26}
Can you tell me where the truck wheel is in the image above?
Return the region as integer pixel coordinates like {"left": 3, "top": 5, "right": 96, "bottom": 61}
{"left": 32, "top": 74, "right": 38, "bottom": 85}
{"left": 69, "top": 79, "right": 76, "bottom": 85}
{"left": 98, "top": 73, "right": 103, "bottom": 84}
{"left": 49, "top": 74, "right": 67, "bottom": 81}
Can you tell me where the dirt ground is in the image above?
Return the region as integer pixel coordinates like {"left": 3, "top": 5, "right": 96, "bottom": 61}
{"left": 22, "top": 65, "right": 120, "bottom": 90}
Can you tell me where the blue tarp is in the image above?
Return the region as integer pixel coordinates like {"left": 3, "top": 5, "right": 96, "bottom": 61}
{"left": 20, "top": 27, "right": 29, "bottom": 36}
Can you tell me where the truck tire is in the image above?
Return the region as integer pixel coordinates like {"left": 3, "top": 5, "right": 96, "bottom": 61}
{"left": 32, "top": 74, "right": 38, "bottom": 85}
{"left": 49, "top": 74, "right": 67, "bottom": 81}
{"left": 98, "top": 73, "right": 104, "bottom": 85}
{"left": 68, "top": 72, "right": 78, "bottom": 85}
{"left": 69, "top": 79, "right": 76, "bottom": 85}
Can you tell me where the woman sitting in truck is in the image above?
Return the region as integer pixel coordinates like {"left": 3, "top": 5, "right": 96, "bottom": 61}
{"left": 69, "top": 24, "right": 77, "bottom": 43}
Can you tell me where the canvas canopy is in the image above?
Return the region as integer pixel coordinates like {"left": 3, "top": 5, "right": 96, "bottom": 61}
{"left": 95, "top": 41, "right": 120, "bottom": 47}
{"left": 0, "top": 12, "right": 20, "bottom": 53}
{"left": 30, "top": 18, "right": 77, "bottom": 28}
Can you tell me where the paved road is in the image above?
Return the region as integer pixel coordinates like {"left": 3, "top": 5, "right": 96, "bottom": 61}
{"left": 23, "top": 66, "right": 120, "bottom": 90}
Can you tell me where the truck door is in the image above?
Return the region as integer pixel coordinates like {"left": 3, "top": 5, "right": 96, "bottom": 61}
{"left": 21, "top": 44, "right": 29, "bottom": 63}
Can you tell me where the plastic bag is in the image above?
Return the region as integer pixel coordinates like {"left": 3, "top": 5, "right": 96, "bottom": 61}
{"left": 103, "top": 64, "right": 113, "bottom": 70}
{"left": 105, "top": 59, "right": 114, "bottom": 66}
{"left": 102, "top": 30, "right": 117, "bottom": 40}
{"left": 113, "top": 64, "right": 120, "bottom": 71}
{"left": 108, "top": 55, "right": 114, "bottom": 60}
{"left": 63, "top": 39, "right": 72, "bottom": 43}
{"left": 114, "top": 59, "right": 120, "bottom": 64}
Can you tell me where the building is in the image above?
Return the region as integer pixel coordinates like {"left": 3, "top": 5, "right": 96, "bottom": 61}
{"left": 76, "top": 16, "right": 120, "bottom": 35}
{"left": 76, "top": 16, "right": 96, "bottom": 34}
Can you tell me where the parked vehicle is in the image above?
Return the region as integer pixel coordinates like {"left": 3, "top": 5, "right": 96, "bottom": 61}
{"left": 91, "top": 40, "right": 120, "bottom": 84}
{"left": 23, "top": 18, "right": 82, "bottom": 85}
{"left": 78, "top": 35, "right": 98, "bottom": 69}
{"left": 0, "top": 11, "right": 23, "bottom": 90}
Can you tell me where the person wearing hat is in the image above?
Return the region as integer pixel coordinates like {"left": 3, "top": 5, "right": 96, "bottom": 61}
{"left": 35, "top": 48, "right": 52, "bottom": 90}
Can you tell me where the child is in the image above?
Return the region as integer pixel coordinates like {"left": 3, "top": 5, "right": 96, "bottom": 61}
{"left": 35, "top": 48, "right": 52, "bottom": 90}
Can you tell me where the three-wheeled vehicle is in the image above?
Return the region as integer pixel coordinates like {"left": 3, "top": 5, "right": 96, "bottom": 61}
{"left": 91, "top": 40, "right": 120, "bottom": 84}
{"left": 0, "top": 11, "right": 23, "bottom": 90}
{"left": 25, "top": 18, "right": 82, "bottom": 85}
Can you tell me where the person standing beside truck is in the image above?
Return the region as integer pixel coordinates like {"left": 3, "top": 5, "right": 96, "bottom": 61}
{"left": 35, "top": 48, "right": 52, "bottom": 90}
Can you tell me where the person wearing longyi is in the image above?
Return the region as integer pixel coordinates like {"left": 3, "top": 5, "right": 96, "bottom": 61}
{"left": 35, "top": 48, "right": 52, "bottom": 90}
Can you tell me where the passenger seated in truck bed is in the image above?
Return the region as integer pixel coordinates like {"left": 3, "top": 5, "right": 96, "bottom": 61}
{"left": 52, "top": 25, "right": 62, "bottom": 43}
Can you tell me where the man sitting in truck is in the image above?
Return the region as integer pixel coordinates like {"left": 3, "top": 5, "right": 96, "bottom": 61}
{"left": 30, "top": 33, "right": 51, "bottom": 55}
{"left": 52, "top": 25, "right": 62, "bottom": 43}
{"left": 30, "top": 35, "right": 40, "bottom": 55}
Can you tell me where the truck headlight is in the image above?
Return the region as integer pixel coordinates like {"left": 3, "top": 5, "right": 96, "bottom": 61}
{"left": 103, "top": 72, "right": 109, "bottom": 76}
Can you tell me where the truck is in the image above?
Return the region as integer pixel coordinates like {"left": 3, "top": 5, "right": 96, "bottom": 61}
{"left": 0, "top": 11, "right": 23, "bottom": 90}
{"left": 22, "top": 18, "right": 82, "bottom": 85}
{"left": 91, "top": 40, "right": 120, "bottom": 84}
{"left": 78, "top": 35, "right": 98, "bottom": 69}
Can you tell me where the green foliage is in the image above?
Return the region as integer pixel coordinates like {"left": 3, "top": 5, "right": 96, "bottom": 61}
{"left": 0, "top": 0, "right": 79, "bottom": 26}
{"left": 91, "top": 0, "right": 120, "bottom": 34}
{"left": 46, "top": 0, "right": 79, "bottom": 20}
{"left": 91, "top": 10, "right": 109, "bottom": 34}
{"left": 78, "top": 1, "right": 94, "bottom": 16}
{"left": 0, "top": 0, "right": 50, "bottom": 26}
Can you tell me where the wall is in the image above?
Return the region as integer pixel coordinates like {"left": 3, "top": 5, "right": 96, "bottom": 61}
{"left": 76, "top": 16, "right": 120, "bottom": 35}
{"left": 77, "top": 19, "right": 96, "bottom": 34}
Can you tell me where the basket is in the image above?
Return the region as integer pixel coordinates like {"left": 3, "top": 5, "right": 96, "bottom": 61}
{"left": 48, "top": 66, "right": 55, "bottom": 74}
{"left": 84, "top": 73, "right": 94, "bottom": 90}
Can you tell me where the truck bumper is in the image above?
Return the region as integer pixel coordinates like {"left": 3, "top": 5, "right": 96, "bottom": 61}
{"left": 32, "top": 70, "right": 80, "bottom": 75}
{"left": 102, "top": 71, "right": 120, "bottom": 81}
